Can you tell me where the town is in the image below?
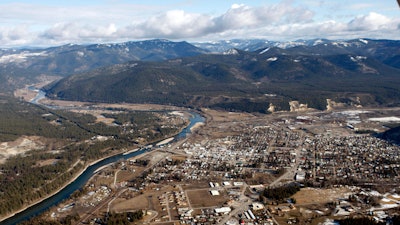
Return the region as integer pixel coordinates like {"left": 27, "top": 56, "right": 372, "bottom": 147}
{"left": 41, "top": 106, "right": 400, "bottom": 225}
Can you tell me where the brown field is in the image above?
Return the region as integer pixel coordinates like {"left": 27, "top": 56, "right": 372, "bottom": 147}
{"left": 111, "top": 195, "right": 150, "bottom": 212}
{"left": 111, "top": 185, "right": 176, "bottom": 218}
{"left": 182, "top": 182, "right": 210, "bottom": 190}
{"left": 170, "top": 155, "right": 187, "bottom": 161}
{"left": 71, "top": 109, "right": 117, "bottom": 125}
{"left": 90, "top": 173, "right": 114, "bottom": 187}
{"left": 246, "top": 172, "right": 275, "bottom": 185}
{"left": 115, "top": 170, "right": 136, "bottom": 183}
{"left": 202, "top": 108, "right": 255, "bottom": 122}
{"left": 14, "top": 88, "right": 37, "bottom": 102}
{"left": 39, "top": 98, "right": 183, "bottom": 111}
{"left": 186, "top": 189, "right": 228, "bottom": 208}
{"left": 293, "top": 187, "right": 351, "bottom": 205}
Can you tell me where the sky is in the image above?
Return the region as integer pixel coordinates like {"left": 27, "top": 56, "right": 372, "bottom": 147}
{"left": 0, "top": 0, "right": 399, "bottom": 47}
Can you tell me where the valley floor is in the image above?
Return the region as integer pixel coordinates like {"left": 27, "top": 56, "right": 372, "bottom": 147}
{"left": 5, "top": 85, "right": 400, "bottom": 225}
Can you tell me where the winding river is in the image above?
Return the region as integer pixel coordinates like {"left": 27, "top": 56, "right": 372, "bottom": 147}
{"left": 0, "top": 90, "right": 205, "bottom": 225}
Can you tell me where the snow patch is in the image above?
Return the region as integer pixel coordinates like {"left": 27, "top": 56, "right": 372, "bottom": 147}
{"left": 76, "top": 51, "right": 84, "bottom": 57}
{"left": 267, "top": 57, "right": 278, "bottom": 62}
{"left": 368, "top": 116, "right": 400, "bottom": 122}
{"left": 359, "top": 39, "right": 368, "bottom": 44}
{"left": 223, "top": 49, "right": 239, "bottom": 55}
{"left": 259, "top": 47, "right": 270, "bottom": 54}
{"left": 350, "top": 55, "right": 367, "bottom": 62}
{"left": 275, "top": 41, "right": 305, "bottom": 49}
{"left": 340, "top": 110, "right": 370, "bottom": 116}
{"left": 371, "top": 204, "right": 399, "bottom": 211}
{"left": 313, "top": 39, "right": 324, "bottom": 46}
{"left": 357, "top": 56, "right": 367, "bottom": 60}
{"left": 0, "top": 51, "right": 47, "bottom": 63}
{"left": 332, "top": 41, "right": 349, "bottom": 47}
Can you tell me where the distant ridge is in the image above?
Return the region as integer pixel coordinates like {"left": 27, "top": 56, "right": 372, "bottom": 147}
{"left": 44, "top": 38, "right": 400, "bottom": 112}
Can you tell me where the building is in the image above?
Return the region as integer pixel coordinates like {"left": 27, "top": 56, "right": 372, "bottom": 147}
{"left": 215, "top": 207, "right": 231, "bottom": 214}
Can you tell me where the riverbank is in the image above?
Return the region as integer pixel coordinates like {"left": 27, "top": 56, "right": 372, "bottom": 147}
{"left": 0, "top": 160, "right": 84, "bottom": 222}
{"left": 0, "top": 144, "right": 152, "bottom": 224}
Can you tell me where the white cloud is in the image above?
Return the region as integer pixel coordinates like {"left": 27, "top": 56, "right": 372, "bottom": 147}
{"left": 0, "top": 2, "right": 399, "bottom": 47}
{"left": 231, "top": 4, "right": 245, "bottom": 9}
{"left": 0, "top": 25, "right": 33, "bottom": 46}
{"left": 41, "top": 23, "right": 117, "bottom": 41}
{"left": 119, "top": 10, "right": 214, "bottom": 39}
{"left": 116, "top": 2, "right": 314, "bottom": 40}
{"left": 348, "top": 12, "right": 393, "bottom": 31}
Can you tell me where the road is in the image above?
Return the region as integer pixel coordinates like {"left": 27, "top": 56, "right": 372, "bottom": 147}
{"left": 113, "top": 169, "right": 121, "bottom": 186}
{"left": 269, "top": 146, "right": 301, "bottom": 187}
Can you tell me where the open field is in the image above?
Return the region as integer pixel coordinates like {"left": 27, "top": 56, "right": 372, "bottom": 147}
{"left": 186, "top": 189, "right": 228, "bottom": 208}
{"left": 112, "top": 194, "right": 149, "bottom": 212}
{"left": 111, "top": 185, "right": 177, "bottom": 221}
{"left": 14, "top": 85, "right": 184, "bottom": 112}
{"left": 202, "top": 108, "right": 256, "bottom": 123}
{"left": 293, "top": 187, "right": 352, "bottom": 205}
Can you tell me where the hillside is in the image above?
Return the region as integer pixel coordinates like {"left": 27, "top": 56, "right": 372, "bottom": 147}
{"left": 0, "top": 39, "right": 208, "bottom": 93}
{"left": 45, "top": 39, "right": 400, "bottom": 112}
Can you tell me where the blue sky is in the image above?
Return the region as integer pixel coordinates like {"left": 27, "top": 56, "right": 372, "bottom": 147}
{"left": 0, "top": 0, "right": 399, "bottom": 47}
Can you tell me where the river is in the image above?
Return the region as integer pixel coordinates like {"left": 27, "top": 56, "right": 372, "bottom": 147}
{"left": 0, "top": 89, "right": 205, "bottom": 225}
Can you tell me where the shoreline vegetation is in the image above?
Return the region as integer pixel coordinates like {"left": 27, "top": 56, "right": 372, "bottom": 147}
{"left": 0, "top": 151, "right": 117, "bottom": 222}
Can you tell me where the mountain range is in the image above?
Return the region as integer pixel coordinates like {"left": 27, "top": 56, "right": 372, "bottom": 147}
{"left": 0, "top": 39, "right": 207, "bottom": 92}
{"left": 45, "top": 38, "right": 400, "bottom": 112}
{"left": 1, "top": 38, "right": 399, "bottom": 112}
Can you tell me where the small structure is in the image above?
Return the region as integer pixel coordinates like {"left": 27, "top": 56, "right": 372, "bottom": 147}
{"left": 215, "top": 207, "right": 231, "bottom": 214}
{"left": 233, "top": 182, "right": 244, "bottom": 186}
{"left": 210, "top": 190, "right": 220, "bottom": 196}
{"left": 223, "top": 181, "right": 232, "bottom": 186}
{"left": 252, "top": 202, "right": 265, "bottom": 211}
{"left": 295, "top": 171, "right": 306, "bottom": 182}
{"left": 248, "top": 209, "right": 256, "bottom": 220}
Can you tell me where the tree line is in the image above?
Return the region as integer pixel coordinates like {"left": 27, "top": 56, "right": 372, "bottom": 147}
{"left": 261, "top": 183, "right": 301, "bottom": 202}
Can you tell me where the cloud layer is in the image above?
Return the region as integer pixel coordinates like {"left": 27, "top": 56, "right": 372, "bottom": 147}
{"left": 0, "top": 1, "right": 399, "bottom": 47}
